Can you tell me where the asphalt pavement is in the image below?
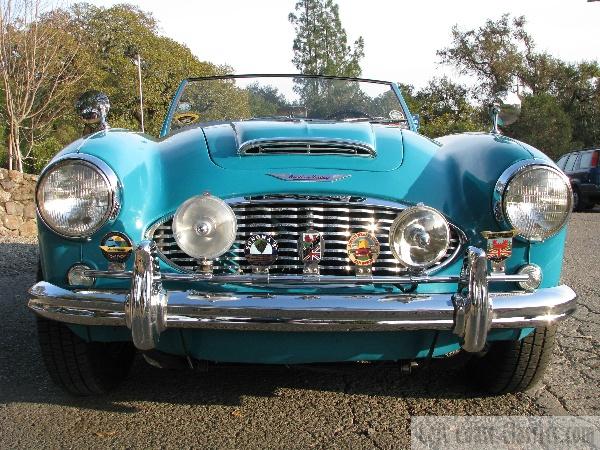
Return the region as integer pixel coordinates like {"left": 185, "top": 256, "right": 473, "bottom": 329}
{"left": 0, "top": 212, "right": 598, "bottom": 449}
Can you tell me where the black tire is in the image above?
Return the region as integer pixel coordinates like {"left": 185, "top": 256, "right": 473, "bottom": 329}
{"left": 466, "top": 325, "right": 557, "bottom": 394}
{"left": 573, "top": 187, "right": 588, "bottom": 212}
{"left": 37, "top": 317, "right": 135, "bottom": 396}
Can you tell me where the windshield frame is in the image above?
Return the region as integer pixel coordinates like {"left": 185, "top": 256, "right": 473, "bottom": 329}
{"left": 159, "top": 74, "right": 415, "bottom": 138}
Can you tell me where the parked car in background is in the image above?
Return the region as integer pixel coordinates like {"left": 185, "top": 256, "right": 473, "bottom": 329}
{"left": 557, "top": 149, "right": 600, "bottom": 211}
{"left": 28, "top": 74, "right": 577, "bottom": 397}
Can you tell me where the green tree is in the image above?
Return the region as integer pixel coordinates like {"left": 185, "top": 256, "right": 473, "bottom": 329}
{"left": 398, "top": 79, "right": 484, "bottom": 138}
{"left": 0, "top": 1, "right": 88, "bottom": 172}
{"left": 437, "top": 14, "right": 532, "bottom": 101}
{"left": 10, "top": 3, "right": 230, "bottom": 172}
{"left": 508, "top": 94, "right": 573, "bottom": 159}
{"left": 70, "top": 3, "right": 219, "bottom": 136}
{"left": 289, "top": 0, "right": 364, "bottom": 77}
{"left": 414, "top": 78, "right": 484, "bottom": 137}
{"left": 246, "top": 83, "right": 288, "bottom": 117}
{"left": 438, "top": 13, "right": 600, "bottom": 155}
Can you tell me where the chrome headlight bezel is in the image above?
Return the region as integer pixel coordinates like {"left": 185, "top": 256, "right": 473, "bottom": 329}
{"left": 36, "top": 154, "right": 121, "bottom": 239}
{"left": 389, "top": 205, "right": 451, "bottom": 270}
{"left": 493, "top": 160, "right": 573, "bottom": 242}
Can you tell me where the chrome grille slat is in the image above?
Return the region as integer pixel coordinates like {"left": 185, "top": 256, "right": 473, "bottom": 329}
{"left": 239, "top": 139, "right": 376, "bottom": 157}
{"left": 150, "top": 199, "right": 462, "bottom": 276}
{"left": 235, "top": 208, "right": 399, "bottom": 216}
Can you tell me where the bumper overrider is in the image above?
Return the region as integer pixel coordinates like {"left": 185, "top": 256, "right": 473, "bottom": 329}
{"left": 28, "top": 241, "right": 577, "bottom": 353}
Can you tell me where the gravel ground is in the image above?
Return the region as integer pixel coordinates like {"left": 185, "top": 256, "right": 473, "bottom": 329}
{"left": 0, "top": 214, "right": 598, "bottom": 449}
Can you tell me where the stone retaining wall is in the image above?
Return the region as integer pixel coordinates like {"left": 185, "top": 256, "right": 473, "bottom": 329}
{"left": 0, "top": 169, "right": 38, "bottom": 237}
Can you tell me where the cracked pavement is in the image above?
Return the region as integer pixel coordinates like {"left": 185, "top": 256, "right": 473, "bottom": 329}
{"left": 0, "top": 213, "right": 598, "bottom": 449}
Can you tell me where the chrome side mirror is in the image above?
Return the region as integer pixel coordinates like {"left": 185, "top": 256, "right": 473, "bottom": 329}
{"left": 76, "top": 91, "right": 110, "bottom": 131}
{"left": 489, "top": 92, "right": 521, "bottom": 134}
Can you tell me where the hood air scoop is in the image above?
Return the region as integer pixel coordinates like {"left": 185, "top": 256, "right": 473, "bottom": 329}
{"left": 238, "top": 138, "right": 376, "bottom": 157}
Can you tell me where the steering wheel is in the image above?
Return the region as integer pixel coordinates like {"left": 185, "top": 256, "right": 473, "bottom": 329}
{"left": 326, "top": 109, "right": 374, "bottom": 121}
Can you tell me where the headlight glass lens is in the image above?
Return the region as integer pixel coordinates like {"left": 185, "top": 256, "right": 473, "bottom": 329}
{"left": 173, "top": 194, "right": 237, "bottom": 260}
{"left": 503, "top": 166, "right": 572, "bottom": 241}
{"left": 389, "top": 206, "right": 451, "bottom": 269}
{"left": 37, "top": 160, "right": 113, "bottom": 237}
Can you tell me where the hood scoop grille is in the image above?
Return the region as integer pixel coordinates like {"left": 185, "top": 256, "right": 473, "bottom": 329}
{"left": 238, "top": 138, "right": 376, "bottom": 157}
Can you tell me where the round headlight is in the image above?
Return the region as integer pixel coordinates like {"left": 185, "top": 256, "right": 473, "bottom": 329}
{"left": 498, "top": 163, "right": 572, "bottom": 241}
{"left": 389, "top": 205, "right": 451, "bottom": 270}
{"left": 36, "top": 157, "right": 117, "bottom": 238}
{"left": 172, "top": 194, "right": 237, "bottom": 260}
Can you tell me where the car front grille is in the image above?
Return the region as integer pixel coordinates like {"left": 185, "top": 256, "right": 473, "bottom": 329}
{"left": 148, "top": 197, "right": 463, "bottom": 276}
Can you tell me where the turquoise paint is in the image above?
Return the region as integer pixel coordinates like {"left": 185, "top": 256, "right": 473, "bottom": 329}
{"left": 68, "top": 325, "right": 534, "bottom": 364}
{"left": 204, "top": 121, "right": 404, "bottom": 172}
{"left": 40, "top": 127, "right": 565, "bottom": 291}
{"left": 519, "top": 327, "right": 536, "bottom": 339}
{"left": 39, "top": 80, "right": 570, "bottom": 359}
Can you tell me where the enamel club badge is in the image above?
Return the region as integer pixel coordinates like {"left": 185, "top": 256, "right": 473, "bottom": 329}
{"left": 347, "top": 232, "right": 380, "bottom": 266}
{"left": 481, "top": 230, "right": 517, "bottom": 263}
{"left": 244, "top": 234, "right": 278, "bottom": 266}
{"left": 99, "top": 232, "right": 133, "bottom": 263}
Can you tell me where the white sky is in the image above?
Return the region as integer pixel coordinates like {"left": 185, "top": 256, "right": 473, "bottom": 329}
{"left": 84, "top": 0, "right": 598, "bottom": 88}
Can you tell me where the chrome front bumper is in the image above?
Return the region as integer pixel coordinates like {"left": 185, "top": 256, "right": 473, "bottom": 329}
{"left": 28, "top": 241, "right": 577, "bottom": 353}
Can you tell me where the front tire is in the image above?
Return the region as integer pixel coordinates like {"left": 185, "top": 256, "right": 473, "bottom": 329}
{"left": 573, "top": 188, "right": 588, "bottom": 211}
{"left": 466, "top": 326, "right": 557, "bottom": 394}
{"left": 37, "top": 317, "right": 135, "bottom": 396}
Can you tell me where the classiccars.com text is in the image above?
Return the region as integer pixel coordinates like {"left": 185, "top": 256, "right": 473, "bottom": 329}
{"left": 411, "top": 416, "right": 600, "bottom": 449}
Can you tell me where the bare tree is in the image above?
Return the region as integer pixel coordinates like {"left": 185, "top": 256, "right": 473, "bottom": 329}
{"left": 0, "top": 0, "right": 84, "bottom": 172}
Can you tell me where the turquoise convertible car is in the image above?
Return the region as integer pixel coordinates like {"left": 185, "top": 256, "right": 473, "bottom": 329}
{"left": 29, "top": 74, "right": 576, "bottom": 396}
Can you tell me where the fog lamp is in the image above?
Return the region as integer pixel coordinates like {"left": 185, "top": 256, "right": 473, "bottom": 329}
{"left": 389, "top": 205, "right": 451, "bottom": 270}
{"left": 173, "top": 194, "right": 237, "bottom": 260}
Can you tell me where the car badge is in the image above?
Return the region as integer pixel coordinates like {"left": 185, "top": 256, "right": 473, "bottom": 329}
{"left": 268, "top": 173, "right": 351, "bottom": 182}
{"left": 99, "top": 232, "right": 133, "bottom": 270}
{"left": 244, "top": 234, "right": 278, "bottom": 271}
{"left": 299, "top": 231, "right": 323, "bottom": 275}
{"left": 481, "top": 230, "right": 517, "bottom": 274}
{"left": 347, "top": 232, "right": 380, "bottom": 275}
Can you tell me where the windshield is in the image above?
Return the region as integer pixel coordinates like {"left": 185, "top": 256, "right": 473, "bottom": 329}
{"left": 165, "top": 75, "right": 407, "bottom": 135}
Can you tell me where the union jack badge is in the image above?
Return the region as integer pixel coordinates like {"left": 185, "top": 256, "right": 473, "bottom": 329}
{"left": 299, "top": 232, "right": 323, "bottom": 263}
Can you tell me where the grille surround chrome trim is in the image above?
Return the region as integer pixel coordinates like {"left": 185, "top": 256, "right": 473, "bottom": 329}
{"left": 146, "top": 196, "right": 466, "bottom": 276}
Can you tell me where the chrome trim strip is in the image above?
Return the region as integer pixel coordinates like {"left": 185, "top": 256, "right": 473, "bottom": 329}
{"left": 231, "top": 195, "right": 411, "bottom": 210}
{"left": 35, "top": 153, "right": 121, "bottom": 239}
{"left": 267, "top": 173, "right": 352, "bottom": 182}
{"left": 28, "top": 282, "right": 577, "bottom": 333}
{"left": 493, "top": 160, "right": 573, "bottom": 242}
{"left": 238, "top": 138, "right": 376, "bottom": 157}
{"left": 84, "top": 269, "right": 530, "bottom": 285}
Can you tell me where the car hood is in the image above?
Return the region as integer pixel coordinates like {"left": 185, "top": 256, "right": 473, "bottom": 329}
{"left": 202, "top": 120, "right": 404, "bottom": 172}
